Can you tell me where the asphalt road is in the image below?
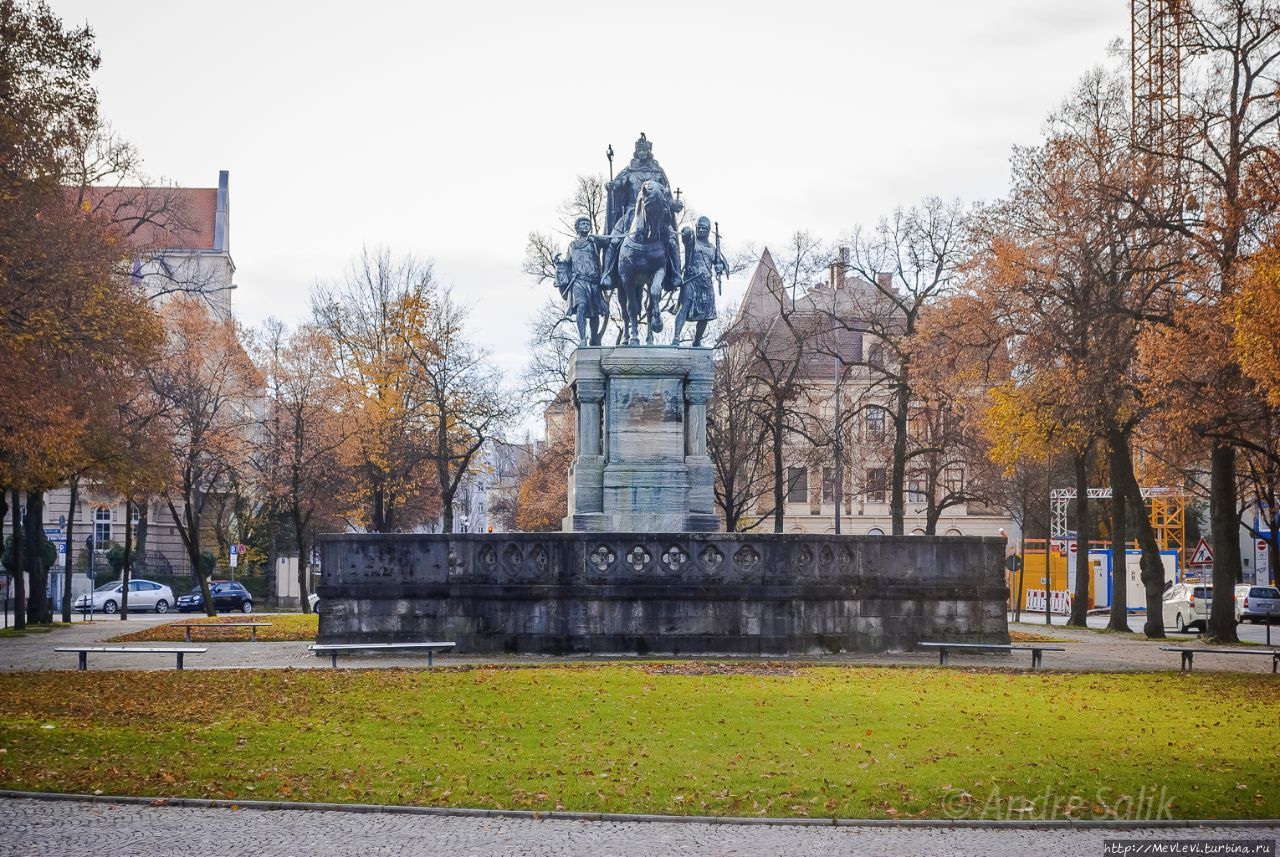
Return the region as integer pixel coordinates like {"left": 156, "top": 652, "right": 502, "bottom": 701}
{"left": 1010, "top": 610, "right": 1280, "bottom": 645}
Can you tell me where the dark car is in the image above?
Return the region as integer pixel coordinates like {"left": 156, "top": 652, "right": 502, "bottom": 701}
{"left": 176, "top": 580, "right": 254, "bottom": 614}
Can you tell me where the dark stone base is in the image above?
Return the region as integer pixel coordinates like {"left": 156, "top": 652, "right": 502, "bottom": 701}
{"left": 317, "top": 533, "right": 1010, "bottom": 655}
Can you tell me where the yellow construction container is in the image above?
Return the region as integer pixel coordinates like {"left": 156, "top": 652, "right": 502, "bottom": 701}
{"left": 1006, "top": 549, "right": 1095, "bottom": 610}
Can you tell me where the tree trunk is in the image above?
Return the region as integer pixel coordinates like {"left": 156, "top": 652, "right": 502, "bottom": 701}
{"left": 1207, "top": 442, "right": 1241, "bottom": 642}
{"left": 8, "top": 489, "right": 23, "bottom": 630}
{"left": 120, "top": 499, "right": 133, "bottom": 620}
{"left": 441, "top": 491, "right": 454, "bottom": 534}
{"left": 1069, "top": 448, "right": 1091, "bottom": 627}
{"left": 772, "top": 408, "right": 784, "bottom": 534}
{"left": 292, "top": 501, "right": 311, "bottom": 614}
{"left": 169, "top": 494, "right": 215, "bottom": 618}
{"left": 1108, "top": 428, "right": 1166, "bottom": 639}
{"left": 372, "top": 484, "right": 385, "bottom": 533}
{"left": 1106, "top": 439, "right": 1131, "bottom": 632}
{"left": 134, "top": 502, "right": 149, "bottom": 566}
{"left": 62, "top": 477, "right": 78, "bottom": 623}
{"left": 265, "top": 507, "right": 278, "bottom": 608}
{"left": 890, "top": 381, "right": 909, "bottom": 536}
{"left": 25, "top": 490, "right": 48, "bottom": 624}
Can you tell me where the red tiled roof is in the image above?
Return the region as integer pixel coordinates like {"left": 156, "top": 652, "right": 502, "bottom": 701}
{"left": 73, "top": 185, "right": 218, "bottom": 251}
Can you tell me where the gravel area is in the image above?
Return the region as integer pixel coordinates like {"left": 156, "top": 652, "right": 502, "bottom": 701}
{"left": 0, "top": 798, "right": 1275, "bottom": 857}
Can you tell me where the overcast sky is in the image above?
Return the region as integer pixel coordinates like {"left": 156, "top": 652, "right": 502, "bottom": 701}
{"left": 53, "top": 0, "right": 1127, "bottom": 417}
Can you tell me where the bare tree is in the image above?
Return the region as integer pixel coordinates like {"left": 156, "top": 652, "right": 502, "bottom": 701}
{"left": 730, "top": 235, "right": 831, "bottom": 532}
{"left": 147, "top": 297, "right": 260, "bottom": 616}
{"left": 707, "top": 311, "right": 772, "bottom": 531}
{"left": 402, "top": 290, "right": 516, "bottom": 534}
{"left": 835, "top": 197, "right": 971, "bottom": 535}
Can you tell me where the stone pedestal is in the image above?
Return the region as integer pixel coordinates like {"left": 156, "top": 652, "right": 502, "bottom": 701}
{"left": 564, "top": 346, "right": 719, "bottom": 533}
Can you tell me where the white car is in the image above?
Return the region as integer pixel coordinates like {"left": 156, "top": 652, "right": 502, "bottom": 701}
{"left": 1235, "top": 585, "right": 1280, "bottom": 623}
{"left": 1162, "top": 583, "right": 1214, "bottom": 632}
{"left": 307, "top": 592, "right": 321, "bottom": 614}
{"left": 74, "top": 579, "right": 175, "bottom": 615}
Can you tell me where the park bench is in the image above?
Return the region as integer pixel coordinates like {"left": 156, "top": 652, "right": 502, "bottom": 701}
{"left": 55, "top": 646, "right": 208, "bottom": 671}
{"left": 1159, "top": 646, "right": 1280, "bottom": 673}
{"left": 308, "top": 642, "right": 456, "bottom": 669}
{"left": 177, "top": 622, "right": 272, "bottom": 642}
{"left": 918, "top": 641, "right": 1066, "bottom": 670}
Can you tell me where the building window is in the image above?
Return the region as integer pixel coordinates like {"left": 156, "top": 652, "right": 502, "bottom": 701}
{"left": 908, "top": 479, "right": 926, "bottom": 503}
{"left": 866, "top": 527, "right": 885, "bottom": 536}
{"left": 865, "top": 468, "right": 886, "bottom": 504}
{"left": 786, "top": 467, "right": 808, "bottom": 504}
{"left": 94, "top": 507, "right": 112, "bottom": 546}
{"left": 866, "top": 406, "right": 886, "bottom": 441}
{"left": 868, "top": 342, "right": 886, "bottom": 370}
{"left": 944, "top": 467, "right": 964, "bottom": 495}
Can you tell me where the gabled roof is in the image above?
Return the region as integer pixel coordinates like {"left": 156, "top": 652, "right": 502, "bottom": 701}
{"left": 77, "top": 185, "right": 219, "bottom": 251}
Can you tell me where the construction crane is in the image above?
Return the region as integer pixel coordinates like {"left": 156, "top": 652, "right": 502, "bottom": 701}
{"left": 1131, "top": 0, "right": 1185, "bottom": 194}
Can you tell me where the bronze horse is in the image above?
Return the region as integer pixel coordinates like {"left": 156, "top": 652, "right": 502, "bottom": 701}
{"left": 616, "top": 180, "right": 678, "bottom": 345}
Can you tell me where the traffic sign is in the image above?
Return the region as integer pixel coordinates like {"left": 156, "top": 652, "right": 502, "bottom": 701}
{"left": 1068, "top": 542, "right": 1078, "bottom": 556}
{"left": 229, "top": 544, "right": 238, "bottom": 557}
{"left": 1189, "top": 537, "right": 1214, "bottom": 565}
{"left": 1004, "top": 554, "right": 1023, "bottom": 572}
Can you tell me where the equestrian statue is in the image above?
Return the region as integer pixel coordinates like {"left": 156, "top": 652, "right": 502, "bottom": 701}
{"left": 552, "top": 132, "right": 725, "bottom": 346}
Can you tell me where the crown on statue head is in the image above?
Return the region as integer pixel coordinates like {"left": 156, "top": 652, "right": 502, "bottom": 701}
{"left": 634, "top": 133, "right": 651, "bottom": 154}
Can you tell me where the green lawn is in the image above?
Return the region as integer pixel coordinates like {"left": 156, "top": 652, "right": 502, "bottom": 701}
{"left": 0, "top": 665, "right": 1275, "bottom": 819}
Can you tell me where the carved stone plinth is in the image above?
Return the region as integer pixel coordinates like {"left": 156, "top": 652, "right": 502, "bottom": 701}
{"left": 563, "top": 346, "right": 718, "bottom": 533}
{"left": 315, "top": 533, "right": 1013, "bottom": 654}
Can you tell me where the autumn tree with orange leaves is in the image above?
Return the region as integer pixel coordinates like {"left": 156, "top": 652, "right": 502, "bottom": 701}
{"left": 252, "top": 319, "right": 349, "bottom": 611}
{"left": 312, "top": 249, "right": 443, "bottom": 533}
{"left": 145, "top": 297, "right": 260, "bottom": 617}
{"left": 0, "top": 0, "right": 167, "bottom": 625}
{"left": 955, "top": 68, "right": 1180, "bottom": 634}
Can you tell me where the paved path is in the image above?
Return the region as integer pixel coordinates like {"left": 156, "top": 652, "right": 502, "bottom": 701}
{"left": 0, "top": 798, "right": 1275, "bottom": 857}
{"left": 1, "top": 614, "right": 1277, "bottom": 674}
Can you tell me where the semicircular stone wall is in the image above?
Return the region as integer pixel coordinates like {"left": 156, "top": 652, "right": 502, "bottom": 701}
{"left": 316, "top": 533, "right": 1010, "bottom": 655}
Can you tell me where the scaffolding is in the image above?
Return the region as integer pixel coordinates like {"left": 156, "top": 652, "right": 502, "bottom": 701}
{"left": 1049, "top": 486, "right": 1187, "bottom": 565}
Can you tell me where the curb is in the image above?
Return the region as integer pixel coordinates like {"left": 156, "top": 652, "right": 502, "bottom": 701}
{"left": 2, "top": 790, "right": 1278, "bottom": 830}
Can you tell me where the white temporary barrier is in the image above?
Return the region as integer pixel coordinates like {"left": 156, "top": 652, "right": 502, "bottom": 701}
{"left": 1024, "top": 588, "right": 1072, "bottom": 614}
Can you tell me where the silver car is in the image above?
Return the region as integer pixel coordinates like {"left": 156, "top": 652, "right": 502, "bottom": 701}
{"left": 73, "top": 579, "right": 175, "bottom": 615}
{"left": 1162, "top": 583, "right": 1214, "bottom": 632}
{"left": 1234, "top": 585, "right": 1280, "bottom": 623}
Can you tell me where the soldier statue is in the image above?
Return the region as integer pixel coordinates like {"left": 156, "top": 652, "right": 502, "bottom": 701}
{"left": 555, "top": 215, "right": 611, "bottom": 346}
{"left": 601, "top": 133, "right": 682, "bottom": 290}
{"left": 672, "top": 216, "right": 727, "bottom": 347}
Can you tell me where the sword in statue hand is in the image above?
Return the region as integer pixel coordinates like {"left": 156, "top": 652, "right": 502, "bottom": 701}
{"left": 714, "top": 221, "right": 723, "bottom": 296}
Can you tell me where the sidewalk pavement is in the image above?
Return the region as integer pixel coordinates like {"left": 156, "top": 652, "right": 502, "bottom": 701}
{"left": 1, "top": 615, "right": 1276, "bottom": 674}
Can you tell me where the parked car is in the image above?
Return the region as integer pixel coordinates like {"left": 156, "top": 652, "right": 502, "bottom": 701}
{"left": 307, "top": 592, "right": 321, "bottom": 614}
{"left": 1234, "top": 584, "right": 1280, "bottom": 623}
{"left": 73, "top": 579, "right": 175, "bottom": 615}
{"left": 1162, "top": 583, "right": 1215, "bottom": 632}
{"left": 176, "top": 580, "right": 254, "bottom": 614}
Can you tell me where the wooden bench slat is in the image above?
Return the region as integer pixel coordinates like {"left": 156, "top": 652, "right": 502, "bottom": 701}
{"left": 308, "top": 642, "right": 455, "bottom": 668}
{"left": 55, "top": 646, "right": 207, "bottom": 671}
{"left": 177, "top": 623, "right": 272, "bottom": 627}
{"left": 917, "top": 641, "right": 1065, "bottom": 670}
{"left": 177, "top": 622, "right": 272, "bottom": 642}
{"left": 310, "top": 643, "right": 454, "bottom": 651}
{"left": 56, "top": 647, "right": 208, "bottom": 653}
{"left": 1159, "top": 646, "right": 1280, "bottom": 673}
